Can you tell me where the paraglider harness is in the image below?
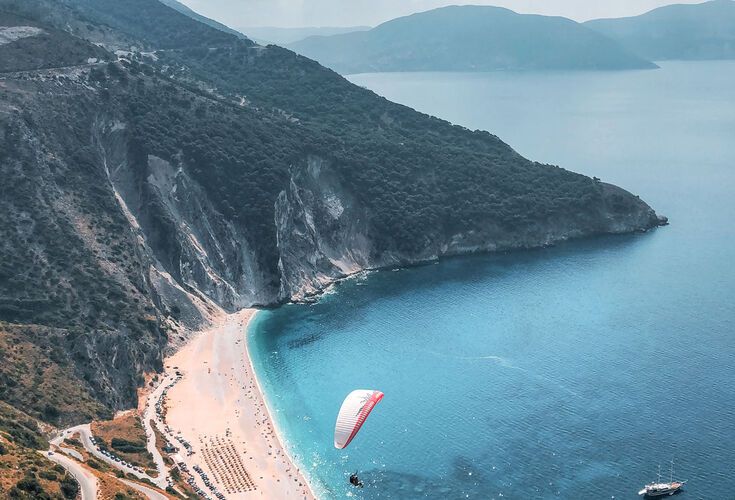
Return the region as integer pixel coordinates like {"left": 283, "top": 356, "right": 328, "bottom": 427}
{"left": 350, "top": 472, "right": 364, "bottom": 488}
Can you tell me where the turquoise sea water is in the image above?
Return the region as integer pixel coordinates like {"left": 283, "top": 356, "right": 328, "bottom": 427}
{"left": 250, "top": 61, "right": 735, "bottom": 499}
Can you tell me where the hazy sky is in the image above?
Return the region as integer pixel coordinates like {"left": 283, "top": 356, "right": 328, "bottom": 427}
{"left": 178, "top": 0, "right": 706, "bottom": 28}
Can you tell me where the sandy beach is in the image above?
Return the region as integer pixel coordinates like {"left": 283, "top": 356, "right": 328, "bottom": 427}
{"left": 164, "top": 309, "right": 315, "bottom": 499}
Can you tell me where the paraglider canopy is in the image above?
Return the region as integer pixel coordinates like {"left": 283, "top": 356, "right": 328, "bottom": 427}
{"left": 334, "top": 389, "right": 384, "bottom": 449}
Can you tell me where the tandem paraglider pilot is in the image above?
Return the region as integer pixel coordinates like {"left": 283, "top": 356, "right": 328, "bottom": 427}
{"left": 334, "top": 390, "right": 384, "bottom": 488}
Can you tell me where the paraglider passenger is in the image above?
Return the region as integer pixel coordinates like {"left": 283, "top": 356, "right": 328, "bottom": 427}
{"left": 350, "top": 472, "right": 364, "bottom": 488}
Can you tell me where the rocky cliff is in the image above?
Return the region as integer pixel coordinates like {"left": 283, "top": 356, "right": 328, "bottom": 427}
{"left": 273, "top": 158, "right": 664, "bottom": 301}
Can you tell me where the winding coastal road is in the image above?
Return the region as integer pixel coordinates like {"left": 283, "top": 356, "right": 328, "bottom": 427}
{"left": 44, "top": 382, "right": 175, "bottom": 496}
{"left": 142, "top": 376, "right": 173, "bottom": 486}
{"left": 120, "top": 478, "right": 170, "bottom": 500}
{"left": 42, "top": 451, "right": 98, "bottom": 500}
{"left": 56, "top": 424, "right": 168, "bottom": 489}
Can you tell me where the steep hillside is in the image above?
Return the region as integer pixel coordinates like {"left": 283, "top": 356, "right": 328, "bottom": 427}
{"left": 157, "top": 0, "right": 248, "bottom": 40}
{"left": 0, "top": 12, "right": 108, "bottom": 72}
{"left": 0, "top": 0, "right": 665, "bottom": 424}
{"left": 288, "top": 5, "right": 656, "bottom": 74}
{"left": 586, "top": 0, "right": 735, "bottom": 60}
{"left": 0, "top": 0, "right": 244, "bottom": 50}
{"left": 0, "top": 72, "right": 171, "bottom": 417}
{"left": 0, "top": 401, "right": 80, "bottom": 499}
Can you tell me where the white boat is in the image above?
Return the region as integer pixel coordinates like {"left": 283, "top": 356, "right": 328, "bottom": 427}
{"left": 638, "top": 461, "right": 686, "bottom": 497}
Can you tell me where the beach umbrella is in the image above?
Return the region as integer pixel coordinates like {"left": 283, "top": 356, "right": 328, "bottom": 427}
{"left": 334, "top": 390, "right": 384, "bottom": 449}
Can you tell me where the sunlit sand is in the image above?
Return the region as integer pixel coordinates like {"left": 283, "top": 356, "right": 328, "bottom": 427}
{"left": 164, "top": 309, "right": 315, "bottom": 499}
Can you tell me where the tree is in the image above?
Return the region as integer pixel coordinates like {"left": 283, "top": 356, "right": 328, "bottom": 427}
{"left": 60, "top": 476, "right": 79, "bottom": 499}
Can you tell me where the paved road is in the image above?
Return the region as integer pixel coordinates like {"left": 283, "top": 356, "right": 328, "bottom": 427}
{"left": 49, "top": 431, "right": 84, "bottom": 461}
{"left": 120, "top": 479, "right": 170, "bottom": 500}
{"left": 60, "top": 424, "right": 167, "bottom": 488}
{"left": 43, "top": 451, "right": 98, "bottom": 500}
{"left": 142, "top": 376, "right": 174, "bottom": 487}
{"left": 58, "top": 446, "right": 84, "bottom": 461}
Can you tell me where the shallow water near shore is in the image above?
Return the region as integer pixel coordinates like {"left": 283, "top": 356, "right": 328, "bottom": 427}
{"left": 249, "top": 61, "right": 735, "bottom": 499}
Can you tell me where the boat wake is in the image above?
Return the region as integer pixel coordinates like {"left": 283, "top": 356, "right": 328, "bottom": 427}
{"left": 423, "top": 350, "right": 579, "bottom": 397}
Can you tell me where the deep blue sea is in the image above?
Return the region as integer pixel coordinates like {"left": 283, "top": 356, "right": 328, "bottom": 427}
{"left": 249, "top": 61, "right": 735, "bottom": 499}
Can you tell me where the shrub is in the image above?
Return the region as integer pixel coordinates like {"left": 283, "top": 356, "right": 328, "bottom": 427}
{"left": 60, "top": 475, "right": 79, "bottom": 499}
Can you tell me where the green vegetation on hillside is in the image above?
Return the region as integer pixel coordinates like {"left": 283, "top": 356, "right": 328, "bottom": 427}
{"left": 91, "top": 413, "right": 156, "bottom": 470}
{"left": 0, "top": 402, "right": 80, "bottom": 499}
{"left": 157, "top": 0, "right": 248, "bottom": 40}
{"left": 154, "top": 44, "right": 625, "bottom": 255}
{"left": 0, "top": 12, "right": 109, "bottom": 72}
{"left": 0, "top": 323, "right": 109, "bottom": 425}
{"left": 103, "top": 49, "right": 617, "bottom": 275}
{"left": 0, "top": 70, "right": 166, "bottom": 415}
{"left": 57, "top": 0, "right": 247, "bottom": 50}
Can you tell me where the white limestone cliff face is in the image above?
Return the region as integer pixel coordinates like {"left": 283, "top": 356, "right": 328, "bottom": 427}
{"left": 275, "top": 157, "right": 372, "bottom": 301}
{"left": 94, "top": 119, "right": 273, "bottom": 323}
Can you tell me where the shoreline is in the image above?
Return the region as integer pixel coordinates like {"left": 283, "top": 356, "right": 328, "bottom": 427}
{"left": 244, "top": 311, "right": 323, "bottom": 500}
{"left": 163, "top": 308, "right": 316, "bottom": 499}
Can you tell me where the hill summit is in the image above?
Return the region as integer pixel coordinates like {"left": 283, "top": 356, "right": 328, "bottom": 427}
{"left": 585, "top": 0, "right": 735, "bottom": 61}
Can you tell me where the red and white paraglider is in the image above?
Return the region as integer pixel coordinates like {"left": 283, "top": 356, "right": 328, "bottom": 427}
{"left": 334, "top": 389, "right": 384, "bottom": 449}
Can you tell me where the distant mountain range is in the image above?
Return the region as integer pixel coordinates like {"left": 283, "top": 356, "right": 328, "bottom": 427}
{"left": 287, "top": 5, "right": 657, "bottom": 74}
{"left": 288, "top": 1, "right": 735, "bottom": 74}
{"left": 240, "top": 25, "right": 370, "bottom": 46}
{"left": 585, "top": 0, "right": 735, "bottom": 61}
